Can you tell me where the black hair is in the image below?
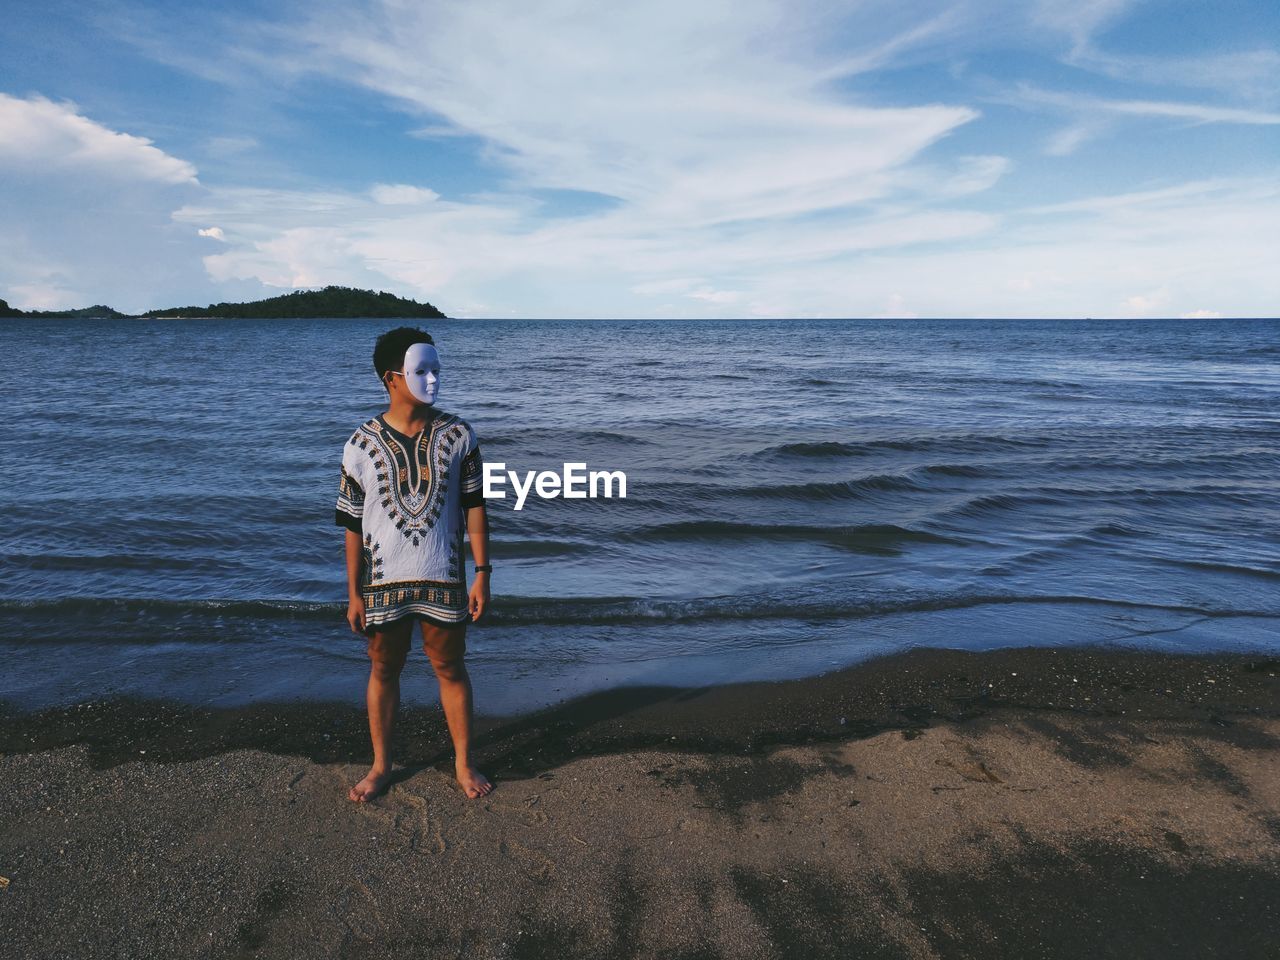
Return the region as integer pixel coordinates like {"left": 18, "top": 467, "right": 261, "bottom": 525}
{"left": 373, "top": 326, "right": 435, "bottom": 392}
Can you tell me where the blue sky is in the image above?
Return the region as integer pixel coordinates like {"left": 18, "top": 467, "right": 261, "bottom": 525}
{"left": 1, "top": 0, "right": 1277, "bottom": 318}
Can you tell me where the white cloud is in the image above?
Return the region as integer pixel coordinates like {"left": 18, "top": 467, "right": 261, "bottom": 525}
{"left": 168, "top": 161, "right": 1280, "bottom": 320}
{"left": 9, "top": 2, "right": 1278, "bottom": 320}
{"left": 197, "top": 226, "right": 226, "bottom": 240}
{"left": 1044, "top": 119, "right": 1114, "bottom": 156}
{"left": 873, "top": 293, "right": 918, "bottom": 319}
{"left": 268, "top": 1, "right": 980, "bottom": 229}
{"left": 1031, "top": 0, "right": 1138, "bottom": 57}
{"left": 1070, "top": 47, "right": 1280, "bottom": 106}
{"left": 369, "top": 183, "right": 440, "bottom": 205}
{"left": 173, "top": 180, "right": 1001, "bottom": 317}
{"left": 1084, "top": 95, "right": 1280, "bottom": 126}
{"left": 407, "top": 124, "right": 471, "bottom": 140}
{"left": 7, "top": 282, "right": 82, "bottom": 311}
{"left": 0, "top": 92, "right": 198, "bottom": 184}
{"left": 631, "top": 277, "right": 702, "bottom": 296}
{"left": 1023, "top": 176, "right": 1276, "bottom": 216}
{"left": 1180, "top": 309, "right": 1222, "bottom": 319}
{"left": 155, "top": 1, "right": 1020, "bottom": 316}
{"left": 1124, "top": 288, "right": 1170, "bottom": 316}
{"left": 687, "top": 287, "right": 744, "bottom": 305}
{"left": 1000, "top": 82, "right": 1280, "bottom": 128}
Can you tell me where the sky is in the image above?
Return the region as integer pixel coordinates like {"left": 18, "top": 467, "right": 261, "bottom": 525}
{"left": 1, "top": 0, "right": 1278, "bottom": 319}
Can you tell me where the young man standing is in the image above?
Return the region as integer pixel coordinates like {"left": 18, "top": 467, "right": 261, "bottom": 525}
{"left": 335, "top": 326, "right": 493, "bottom": 801}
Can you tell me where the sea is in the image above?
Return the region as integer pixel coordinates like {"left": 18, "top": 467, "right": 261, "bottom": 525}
{"left": 2, "top": 317, "right": 1277, "bottom": 716}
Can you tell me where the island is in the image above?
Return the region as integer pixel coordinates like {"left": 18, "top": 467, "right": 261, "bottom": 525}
{"left": 0, "top": 285, "right": 447, "bottom": 319}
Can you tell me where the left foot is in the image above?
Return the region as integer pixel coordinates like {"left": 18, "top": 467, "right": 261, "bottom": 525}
{"left": 456, "top": 762, "right": 494, "bottom": 799}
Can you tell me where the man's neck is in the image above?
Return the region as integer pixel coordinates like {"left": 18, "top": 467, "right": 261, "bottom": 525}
{"left": 382, "top": 401, "right": 434, "bottom": 435}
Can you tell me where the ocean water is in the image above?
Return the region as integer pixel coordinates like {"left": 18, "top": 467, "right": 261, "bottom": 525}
{"left": 1, "top": 317, "right": 1277, "bottom": 715}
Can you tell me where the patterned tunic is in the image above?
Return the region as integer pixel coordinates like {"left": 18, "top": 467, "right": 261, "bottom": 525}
{"left": 335, "top": 409, "right": 485, "bottom": 627}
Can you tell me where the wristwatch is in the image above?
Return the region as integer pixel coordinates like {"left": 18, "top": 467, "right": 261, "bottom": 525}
{"left": 474, "top": 564, "right": 493, "bottom": 573}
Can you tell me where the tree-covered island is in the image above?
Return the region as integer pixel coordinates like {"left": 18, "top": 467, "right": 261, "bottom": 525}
{"left": 0, "top": 285, "right": 447, "bottom": 319}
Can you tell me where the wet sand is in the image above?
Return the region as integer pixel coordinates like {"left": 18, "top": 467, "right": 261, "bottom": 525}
{"left": 1, "top": 644, "right": 1278, "bottom": 959}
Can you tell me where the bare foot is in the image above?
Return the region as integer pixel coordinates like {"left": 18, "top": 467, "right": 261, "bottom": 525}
{"left": 349, "top": 766, "right": 394, "bottom": 803}
{"left": 456, "top": 762, "right": 494, "bottom": 799}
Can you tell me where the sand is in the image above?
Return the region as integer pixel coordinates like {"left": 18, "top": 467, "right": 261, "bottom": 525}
{"left": 1, "top": 645, "right": 1278, "bottom": 959}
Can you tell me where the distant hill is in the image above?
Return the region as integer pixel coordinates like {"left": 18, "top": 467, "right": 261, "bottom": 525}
{"left": 0, "top": 300, "right": 128, "bottom": 319}
{"left": 0, "top": 286, "right": 447, "bottom": 319}
{"left": 141, "top": 286, "right": 447, "bottom": 319}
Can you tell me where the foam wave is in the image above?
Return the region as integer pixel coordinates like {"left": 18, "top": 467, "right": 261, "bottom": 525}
{"left": 0, "top": 591, "right": 1262, "bottom": 636}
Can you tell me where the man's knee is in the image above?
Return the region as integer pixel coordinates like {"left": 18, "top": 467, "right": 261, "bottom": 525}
{"left": 421, "top": 619, "right": 466, "bottom": 679}
{"left": 368, "top": 652, "right": 406, "bottom": 680}
{"left": 430, "top": 655, "right": 466, "bottom": 683}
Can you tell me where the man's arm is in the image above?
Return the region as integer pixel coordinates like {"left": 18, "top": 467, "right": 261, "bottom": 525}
{"left": 342, "top": 528, "right": 369, "bottom": 634}
{"left": 465, "top": 503, "right": 490, "bottom": 620}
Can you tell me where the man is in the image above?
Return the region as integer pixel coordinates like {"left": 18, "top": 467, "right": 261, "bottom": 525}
{"left": 335, "top": 326, "right": 493, "bottom": 801}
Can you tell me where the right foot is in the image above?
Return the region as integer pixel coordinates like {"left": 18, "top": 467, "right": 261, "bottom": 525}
{"left": 349, "top": 767, "right": 394, "bottom": 802}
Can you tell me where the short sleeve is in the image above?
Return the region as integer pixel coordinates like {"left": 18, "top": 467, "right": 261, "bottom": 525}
{"left": 335, "top": 436, "right": 366, "bottom": 533}
{"left": 460, "top": 423, "right": 485, "bottom": 510}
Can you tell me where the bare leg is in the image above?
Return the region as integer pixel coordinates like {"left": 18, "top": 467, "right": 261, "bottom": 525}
{"left": 350, "top": 650, "right": 407, "bottom": 802}
{"left": 433, "top": 658, "right": 493, "bottom": 798}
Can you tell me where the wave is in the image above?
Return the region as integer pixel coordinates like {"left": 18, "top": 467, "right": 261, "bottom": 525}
{"left": 0, "top": 552, "right": 237, "bottom": 572}
{"left": 481, "top": 429, "right": 658, "bottom": 447}
{"left": 1022, "top": 449, "right": 1280, "bottom": 474}
{"left": 0, "top": 596, "right": 339, "bottom": 622}
{"left": 754, "top": 433, "right": 1055, "bottom": 460}
{"left": 727, "top": 463, "right": 986, "bottom": 500}
{"left": 972, "top": 519, "right": 1155, "bottom": 575}
{"left": 620, "top": 519, "right": 963, "bottom": 550}
{"left": 489, "top": 538, "right": 595, "bottom": 558}
{"left": 924, "top": 481, "right": 1272, "bottom": 522}
{"left": 1145, "top": 556, "right": 1280, "bottom": 581}
{"left": 0, "top": 591, "right": 1267, "bottom": 637}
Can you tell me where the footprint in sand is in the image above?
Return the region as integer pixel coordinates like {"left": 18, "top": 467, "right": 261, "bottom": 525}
{"left": 330, "top": 879, "right": 387, "bottom": 943}
{"left": 396, "top": 789, "right": 449, "bottom": 855}
{"left": 340, "top": 776, "right": 435, "bottom": 850}
{"left": 934, "top": 754, "right": 1005, "bottom": 783}
{"left": 482, "top": 797, "right": 550, "bottom": 826}
{"left": 498, "top": 836, "right": 557, "bottom": 881}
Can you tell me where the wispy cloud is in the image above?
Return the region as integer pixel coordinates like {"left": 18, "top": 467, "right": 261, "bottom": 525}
{"left": 4, "top": 1, "right": 1278, "bottom": 318}
{"left": 1030, "top": 0, "right": 1139, "bottom": 58}
{"left": 154, "top": 0, "right": 1016, "bottom": 316}
{"left": 1010, "top": 82, "right": 1280, "bottom": 126}
{"left": 369, "top": 183, "right": 440, "bottom": 205}
{"left": 269, "top": 1, "right": 981, "bottom": 226}
{"left": 1069, "top": 47, "right": 1280, "bottom": 106}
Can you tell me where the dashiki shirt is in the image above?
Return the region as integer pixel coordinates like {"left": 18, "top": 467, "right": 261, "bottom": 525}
{"left": 335, "top": 409, "right": 485, "bottom": 627}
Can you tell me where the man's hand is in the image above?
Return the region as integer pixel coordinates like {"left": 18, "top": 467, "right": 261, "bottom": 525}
{"left": 346, "top": 594, "right": 368, "bottom": 635}
{"left": 469, "top": 573, "right": 490, "bottom": 622}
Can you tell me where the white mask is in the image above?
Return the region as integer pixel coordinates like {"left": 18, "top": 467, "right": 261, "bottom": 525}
{"left": 390, "top": 342, "right": 441, "bottom": 405}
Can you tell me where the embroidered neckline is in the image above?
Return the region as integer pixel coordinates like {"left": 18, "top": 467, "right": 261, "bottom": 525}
{"left": 355, "top": 412, "right": 465, "bottom": 542}
{"left": 375, "top": 412, "right": 434, "bottom": 496}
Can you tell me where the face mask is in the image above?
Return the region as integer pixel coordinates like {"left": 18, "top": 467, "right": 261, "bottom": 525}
{"left": 390, "top": 342, "right": 441, "bottom": 405}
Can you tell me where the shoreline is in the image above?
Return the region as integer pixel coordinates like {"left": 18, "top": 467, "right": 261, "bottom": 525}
{"left": 3, "top": 644, "right": 1276, "bottom": 771}
{"left": 3, "top": 644, "right": 1278, "bottom": 959}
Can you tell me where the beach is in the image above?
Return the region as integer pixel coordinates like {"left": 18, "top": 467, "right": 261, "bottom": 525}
{"left": 3, "top": 644, "right": 1278, "bottom": 959}
{"left": 8, "top": 2, "right": 1280, "bottom": 955}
